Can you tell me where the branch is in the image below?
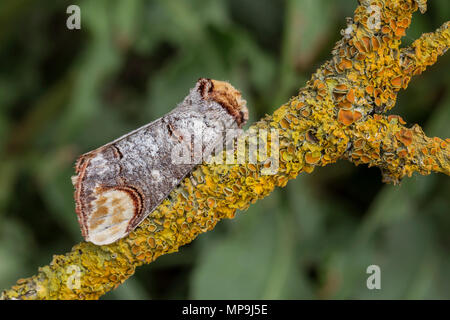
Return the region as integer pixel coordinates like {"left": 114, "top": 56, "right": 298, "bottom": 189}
{"left": 346, "top": 114, "right": 450, "bottom": 184}
{"left": 400, "top": 21, "right": 450, "bottom": 79}
{"left": 2, "top": 0, "right": 449, "bottom": 300}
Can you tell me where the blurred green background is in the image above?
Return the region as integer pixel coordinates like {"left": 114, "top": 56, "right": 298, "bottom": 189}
{"left": 0, "top": 0, "right": 449, "bottom": 299}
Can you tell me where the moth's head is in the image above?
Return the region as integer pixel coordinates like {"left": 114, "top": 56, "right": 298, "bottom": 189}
{"left": 196, "top": 78, "right": 248, "bottom": 127}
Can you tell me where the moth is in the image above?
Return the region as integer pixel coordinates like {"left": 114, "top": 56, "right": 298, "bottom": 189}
{"left": 72, "top": 78, "right": 248, "bottom": 245}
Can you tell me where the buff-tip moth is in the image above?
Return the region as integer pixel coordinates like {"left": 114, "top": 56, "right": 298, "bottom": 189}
{"left": 72, "top": 78, "right": 248, "bottom": 245}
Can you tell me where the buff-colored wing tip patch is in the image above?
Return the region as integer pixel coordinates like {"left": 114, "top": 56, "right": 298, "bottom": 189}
{"left": 84, "top": 189, "right": 136, "bottom": 245}
{"left": 73, "top": 78, "right": 247, "bottom": 246}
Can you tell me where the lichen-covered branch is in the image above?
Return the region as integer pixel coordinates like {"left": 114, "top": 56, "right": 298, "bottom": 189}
{"left": 346, "top": 114, "right": 450, "bottom": 183}
{"left": 2, "top": 0, "right": 449, "bottom": 300}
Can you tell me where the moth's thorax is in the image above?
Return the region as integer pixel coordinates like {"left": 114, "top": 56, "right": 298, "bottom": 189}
{"left": 199, "top": 79, "right": 248, "bottom": 126}
{"left": 73, "top": 78, "right": 247, "bottom": 245}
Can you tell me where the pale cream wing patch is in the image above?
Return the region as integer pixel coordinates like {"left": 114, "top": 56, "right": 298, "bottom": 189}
{"left": 86, "top": 189, "right": 136, "bottom": 245}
